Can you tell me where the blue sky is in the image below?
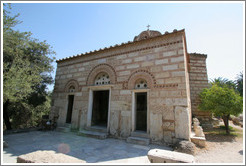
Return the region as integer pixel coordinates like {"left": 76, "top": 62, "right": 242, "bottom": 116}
{"left": 4, "top": 2, "right": 244, "bottom": 91}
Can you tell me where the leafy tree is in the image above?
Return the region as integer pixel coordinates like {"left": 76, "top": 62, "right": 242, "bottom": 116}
{"left": 199, "top": 84, "right": 243, "bottom": 134}
{"left": 209, "top": 77, "right": 236, "bottom": 90}
{"left": 235, "top": 72, "right": 243, "bottom": 97}
{"left": 3, "top": 4, "right": 55, "bottom": 130}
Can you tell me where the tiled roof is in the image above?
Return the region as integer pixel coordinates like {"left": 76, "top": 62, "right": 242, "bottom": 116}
{"left": 56, "top": 29, "right": 185, "bottom": 63}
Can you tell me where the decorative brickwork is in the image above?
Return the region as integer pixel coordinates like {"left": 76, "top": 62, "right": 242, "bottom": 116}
{"left": 64, "top": 79, "right": 80, "bottom": 92}
{"left": 154, "top": 83, "right": 178, "bottom": 89}
{"left": 189, "top": 53, "right": 211, "bottom": 121}
{"left": 127, "top": 69, "right": 156, "bottom": 89}
{"left": 86, "top": 63, "right": 116, "bottom": 86}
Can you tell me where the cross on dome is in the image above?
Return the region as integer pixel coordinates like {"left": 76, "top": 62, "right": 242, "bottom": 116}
{"left": 147, "top": 24, "right": 150, "bottom": 30}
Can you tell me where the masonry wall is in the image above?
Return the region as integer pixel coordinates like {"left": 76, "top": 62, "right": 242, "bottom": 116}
{"left": 189, "top": 53, "right": 211, "bottom": 121}
{"left": 50, "top": 31, "right": 192, "bottom": 145}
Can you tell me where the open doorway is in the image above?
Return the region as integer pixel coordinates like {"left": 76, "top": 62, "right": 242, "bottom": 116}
{"left": 66, "top": 95, "right": 74, "bottom": 123}
{"left": 91, "top": 90, "right": 109, "bottom": 127}
{"left": 135, "top": 92, "right": 147, "bottom": 132}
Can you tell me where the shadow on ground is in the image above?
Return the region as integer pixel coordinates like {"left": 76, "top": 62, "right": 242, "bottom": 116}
{"left": 3, "top": 131, "right": 172, "bottom": 163}
{"left": 203, "top": 125, "right": 242, "bottom": 143}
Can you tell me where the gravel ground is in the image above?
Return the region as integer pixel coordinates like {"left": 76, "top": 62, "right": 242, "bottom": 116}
{"left": 195, "top": 121, "right": 244, "bottom": 163}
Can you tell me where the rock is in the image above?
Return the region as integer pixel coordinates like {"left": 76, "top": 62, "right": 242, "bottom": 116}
{"left": 232, "top": 117, "right": 242, "bottom": 126}
{"left": 194, "top": 126, "right": 205, "bottom": 137}
{"left": 190, "top": 136, "right": 206, "bottom": 148}
{"left": 193, "top": 118, "right": 205, "bottom": 137}
{"left": 3, "top": 141, "right": 8, "bottom": 148}
{"left": 238, "top": 114, "right": 243, "bottom": 122}
{"left": 17, "top": 150, "right": 86, "bottom": 163}
{"left": 211, "top": 117, "right": 220, "bottom": 126}
{"left": 147, "top": 149, "right": 195, "bottom": 163}
{"left": 174, "top": 140, "right": 196, "bottom": 155}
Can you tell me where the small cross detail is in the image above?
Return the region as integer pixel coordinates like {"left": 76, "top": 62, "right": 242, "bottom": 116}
{"left": 147, "top": 24, "right": 150, "bottom": 30}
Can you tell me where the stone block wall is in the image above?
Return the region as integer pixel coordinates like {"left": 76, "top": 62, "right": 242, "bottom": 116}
{"left": 50, "top": 29, "right": 192, "bottom": 145}
{"left": 188, "top": 53, "right": 211, "bottom": 121}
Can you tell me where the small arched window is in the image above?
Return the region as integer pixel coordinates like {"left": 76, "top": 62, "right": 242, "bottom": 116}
{"left": 135, "top": 79, "right": 148, "bottom": 89}
{"left": 95, "top": 72, "right": 110, "bottom": 85}
{"left": 69, "top": 85, "right": 75, "bottom": 93}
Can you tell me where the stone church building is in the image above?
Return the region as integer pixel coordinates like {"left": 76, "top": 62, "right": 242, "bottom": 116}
{"left": 50, "top": 28, "right": 210, "bottom": 145}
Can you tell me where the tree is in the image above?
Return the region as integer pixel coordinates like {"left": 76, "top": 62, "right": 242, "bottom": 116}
{"left": 235, "top": 72, "right": 243, "bottom": 97}
{"left": 199, "top": 84, "right": 243, "bottom": 134}
{"left": 209, "top": 77, "right": 236, "bottom": 90}
{"left": 3, "top": 4, "right": 55, "bottom": 130}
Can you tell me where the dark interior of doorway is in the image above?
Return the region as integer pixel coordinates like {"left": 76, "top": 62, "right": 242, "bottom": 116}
{"left": 66, "top": 95, "right": 74, "bottom": 123}
{"left": 92, "top": 90, "right": 109, "bottom": 127}
{"left": 136, "top": 92, "right": 147, "bottom": 131}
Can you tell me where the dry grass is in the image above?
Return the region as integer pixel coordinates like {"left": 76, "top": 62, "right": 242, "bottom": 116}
{"left": 203, "top": 123, "right": 243, "bottom": 143}
{"left": 195, "top": 121, "right": 243, "bottom": 154}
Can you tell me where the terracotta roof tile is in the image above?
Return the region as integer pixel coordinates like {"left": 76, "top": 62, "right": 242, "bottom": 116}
{"left": 56, "top": 29, "right": 184, "bottom": 62}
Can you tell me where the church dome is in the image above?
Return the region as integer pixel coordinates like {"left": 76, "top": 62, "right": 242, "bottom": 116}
{"left": 133, "top": 30, "right": 162, "bottom": 42}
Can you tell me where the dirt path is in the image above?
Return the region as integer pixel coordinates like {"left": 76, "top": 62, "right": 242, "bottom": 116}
{"left": 195, "top": 121, "right": 244, "bottom": 163}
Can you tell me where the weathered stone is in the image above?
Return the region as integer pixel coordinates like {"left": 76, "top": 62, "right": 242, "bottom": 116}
{"left": 162, "top": 106, "right": 174, "bottom": 120}
{"left": 174, "top": 140, "right": 196, "bottom": 155}
{"left": 163, "top": 50, "right": 177, "bottom": 57}
{"left": 170, "top": 56, "right": 184, "bottom": 63}
{"left": 175, "top": 107, "right": 190, "bottom": 139}
{"left": 193, "top": 118, "right": 205, "bottom": 137}
{"left": 110, "top": 111, "right": 119, "bottom": 136}
{"left": 155, "top": 59, "right": 168, "bottom": 65}
{"left": 155, "top": 72, "right": 170, "bottom": 78}
{"left": 78, "top": 130, "right": 108, "bottom": 139}
{"left": 147, "top": 149, "right": 195, "bottom": 163}
{"left": 127, "top": 136, "right": 150, "bottom": 146}
{"left": 17, "top": 150, "right": 86, "bottom": 163}
{"left": 191, "top": 136, "right": 206, "bottom": 148}
{"left": 163, "top": 64, "right": 178, "bottom": 71}
{"left": 162, "top": 122, "right": 175, "bottom": 131}
{"left": 163, "top": 131, "right": 173, "bottom": 143}
{"left": 126, "top": 64, "right": 139, "bottom": 69}
{"left": 120, "top": 115, "right": 130, "bottom": 137}
{"left": 134, "top": 56, "right": 146, "bottom": 62}
{"left": 150, "top": 113, "right": 163, "bottom": 141}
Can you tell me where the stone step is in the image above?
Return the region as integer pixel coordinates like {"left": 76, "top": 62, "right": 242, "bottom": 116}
{"left": 131, "top": 131, "right": 149, "bottom": 138}
{"left": 126, "top": 136, "right": 150, "bottom": 146}
{"left": 78, "top": 130, "right": 108, "bottom": 139}
{"left": 56, "top": 127, "right": 70, "bottom": 133}
{"left": 85, "top": 126, "right": 107, "bottom": 133}
{"left": 64, "top": 123, "right": 71, "bottom": 128}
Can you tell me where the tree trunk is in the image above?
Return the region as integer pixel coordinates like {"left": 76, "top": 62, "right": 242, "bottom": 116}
{"left": 3, "top": 100, "right": 12, "bottom": 130}
{"left": 222, "top": 114, "right": 230, "bottom": 134}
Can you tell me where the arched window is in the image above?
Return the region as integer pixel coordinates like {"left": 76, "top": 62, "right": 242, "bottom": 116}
{"left": 69, "top": 85, "right": 75, "bottom": 93}
{"left": 135, "top": 79, "right": 148, "bottom": 89}
{"left": 95, "top": 72, "right": 110, "bottom": 85}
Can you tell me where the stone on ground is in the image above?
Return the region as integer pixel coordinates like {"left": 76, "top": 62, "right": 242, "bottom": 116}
{"left": 174, "top": 140, "right": 196, "bottom": 155}
{"left": 147, "top": 149, "right": 195, "bottom": 163}
{"left": 17, "top": 150, "right": 86, "bottom": 163}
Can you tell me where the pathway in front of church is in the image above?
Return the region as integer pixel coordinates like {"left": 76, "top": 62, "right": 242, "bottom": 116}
{"left": 3, "top": 130, "right": 172, "bottom": 163}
